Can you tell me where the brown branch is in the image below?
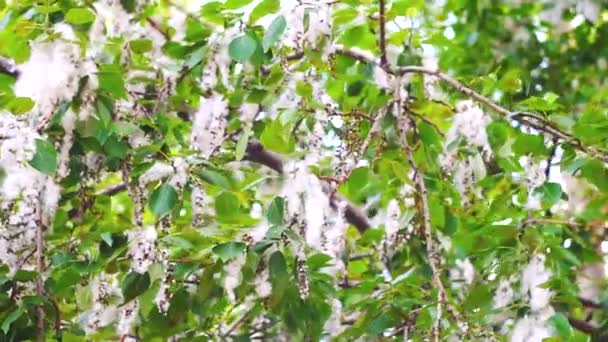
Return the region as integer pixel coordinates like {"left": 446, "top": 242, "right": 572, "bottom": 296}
{"left": 10, "top": 248, "right": 36, "bottom": 301}
{"left": 82, "top": 141, "right": 371, "bottom": 232}
{"left": 43, "top": 289, "right": 61, "bottom": 336}
{"left": 395, "top": 66, "right": 608, "bottom": 161}
{"left": 407, "top": 109, "right": 445, "bottom": 138}
{"left": 378, "top": 0, "right": 387, "bottom": 68}
{"left": 256, "top": 45, "right": 608, "bottom": 162}
{"left": 146, "top": 18, "right": 170, "bottom": 40}
{"left": 340, "top": 200, "right": 371, "bottom": 232}
{"left": 100, "top": 183, "right": 129, "bottom": 196}
{"left": 400, "top": 121, "right": 442, "bottom": 342}
{"left": 579, "top": 297, "right": 603, "bottom": 309}
{"left": 568, "top": 316, "right": 597, "bottom": 334}
{"left": 399, "top": 113, "right": 464, "bottom": 340}
{"left": 545, "top": 139, "right": 558, "bottom": 178}
{"left": 35, "top": 215, "right": 46, "bottom": 341}
{"left": 398, "top": 66, "right": 513, "bottom": 117}
{"left": 349, "top": 253, "right": 372, "bottom": 261}
{"left": 245, "top": 140, "right": 371, "bottom": 232}
{"left": 245, "top": 141, "right": 284, "bottom": 174}
{"left": 221, "top": 307, "right": 253, "bottom": 338}
{"left": 322, "top": 47, "right": 608, "bottom": 162}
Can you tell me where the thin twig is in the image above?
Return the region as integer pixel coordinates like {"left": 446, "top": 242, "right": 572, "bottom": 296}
{"left": 407, "top": 109, "right": 445, "bottom": 137}
{"left": 396, "top": 66, "right": 608, "bottom": 161}
{"left": 326, "top": 47, "right": 608, "bottom": 162}
{"left": 100, "top": 182, "right": 129, "bottom": 196}
{"left": 270, "top": 45, "right": 608, "bottom": 162}
{"left": 221, "top": 307, "right": 253, "bottom": 338}
{"left": 568, "top": 316, "right": 597, "bottom": 334}
{"left": 9, "top": 248, "right": 36, "bottom": 301}
{"left": 378, "top": 0, "right": 387, "bottom": 68}
{"left": 146, "top": 18, "right": 169, "bottom": 40}
{"left": 35, "top": 214, "right": 46, "bottom": 341}
{"left": 399, "top": 114, "right": 464, "bottom": 341}
{"left": 579, "top": 297, "right": 603, "bottom": 309}
{"left": 43, "top": 289, "right": 61, "bottom": 336}
{"left": 399, "top": 116, "right": 442, "bottom": 341}
{"left": 545, "top": 138, "right": 558, "bottom": 178}
{"left": 523, "top": 217, "right": 584, "bottom": 228}
{"left": 349, "top": 253, "right": 372, "bottom": 261}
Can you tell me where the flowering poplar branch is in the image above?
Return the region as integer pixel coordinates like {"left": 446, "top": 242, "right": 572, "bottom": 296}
{"left": 326, "top": 47, "right": 608, "bottom": 162}
{"left": 399, "top": 113, "right": 463, "bottom": 341}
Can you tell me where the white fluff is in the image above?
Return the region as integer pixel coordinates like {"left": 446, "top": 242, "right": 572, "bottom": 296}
{"left": 521, "top": 254, "right": 553, "bottom": 311}
{"left": 128, "top": 226, "right": 158, "bottom": 273}
{"left": 15, "top": 28, "right": 81, "bottom": 126}
{"left": 191, "top": 93, "right": 228, "bottom": 158}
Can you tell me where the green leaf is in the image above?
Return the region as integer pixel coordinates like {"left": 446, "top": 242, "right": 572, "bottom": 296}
{"left": 103, "top": 135, "right": 128, "bottom": 159}
{"left": 197, "top": 169, "right": 233, "bottom": 189}
{"left": 235, "top": 124, "right": 252, "bottom": 161}
{"left": 262, "top": 15, "right": 286, "bottom": 51}
{"left": 260, "top": 119, "right": 295, "bottom": 154}
{"left": 29, "top": 139, "right": 58, "bottom": 176}
{"left": 98, "top": 64, "right": 126, "bottom": 99}
{"left": 185, "top": 46, "right": 206, "bottom": 69}
{"left": 535, "top": 182, "right": 562, "bottom": 206}
{"left": 199, "top": 262, "right": 221, "bottom": 301}
{"left": 429, "top": 196, "right": 445, "bottom": 228}
{"left": 269, "top": 251, "right": 287, "bottom": 279}
{"left": 339, "top": 24, "right": 377, "bottom": 52}
{"left": 267, "top": 196, "right": 284, "bottom": 225}
{"left": 498, "top": 68, "right": 522, "bottom": 94}
{"left": 6, "top": 97, "right": 34, "bottom": 114}
{"left": 519, "top": 95, "right": 560, "bottom": 112}
{"left": 486, "top": 121, "right": 509, "bottom": 150}
{"left": 346, "top": 80, "right": 365, "bottom": 96}
{"left": 512, "top": 133, "right": 546, "bottom": 156}
{"left": 249, "top": 0, "right": 279, "bottom": 23}
{"left": 0, "top": 166, "right": 5, "bottom": 186}
{"left": 120, "top": 0, "right": 136, "bottom": 12}
{"left": 129, "top": 39, "right": 153, "bottom": 53}
{"left": 148, "top": 184, "right": 179, "bottom": 217}
{"left": 201, "top": 2, "right": 225, "bottom": 25}
{"left": 121, "top": 271, "right": 151, "bottom": 303}
{"left": 65, "top": 8, "right": 96, "bottom": 24}
{"left": 581, "top": 159, "right": 608, "bottom": 191}
{"left": 215, "top": 192, "right": 250, "bottom": 224}
{"left": 229, "top": 35, "right": 257, "bottom": 63}
{"left": 212, "top": 242, "right": 247, "bottom": 262}
{"left": 225, "top": 0, "right": 254, "bottom": 9}
{"left": 1, "top": 307, "right": 25, "bottom": 334}
{"left": 112, "top": 121, "right": 141, "bottom": 137}
{"left": 296, "top": 81, "right": 313, "bottom": 98}
{"left": 548, "top": 313, "right": 573, "bottom": 338}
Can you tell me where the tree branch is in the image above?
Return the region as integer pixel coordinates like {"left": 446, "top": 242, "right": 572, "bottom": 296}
{"left": 77, "top": 141, "right": 372, "bottom": 233}
{"left": 400, "top": 122, "right": 442, "bottom": 342}
{"left": 326, "top": 47, "right": 608, "bottom": 162}
{"left": 398, "top": 113, "right": 464, "bottom": 340}
{"left": 245, "top": 142, "right": 284, "bottom": 174}
{"left": 378, "top": 0, "right": 387, "bottom": 68}
{"left": 396, "top": 66, "right": 608, "bottom": 161}
{"left": 245, "top": 140, "right": 371, "bottom": 232}
{"left": 568, "top": 316, "right": 597, "bottom": 334}
{"left": 35, "top": 215, "right": 46, "bottom": 341}
{"left": 579, "top": 297, "right": 603, "bottom": 309}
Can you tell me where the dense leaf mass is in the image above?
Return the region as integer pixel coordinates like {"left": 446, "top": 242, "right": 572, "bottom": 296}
{"left": 0, "top": 0, "right": 607, "bottom": 341}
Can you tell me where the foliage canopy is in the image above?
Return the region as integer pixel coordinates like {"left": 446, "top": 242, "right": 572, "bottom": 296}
{"left": 1, "top": 0, "right": 608, "bottom": 341}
